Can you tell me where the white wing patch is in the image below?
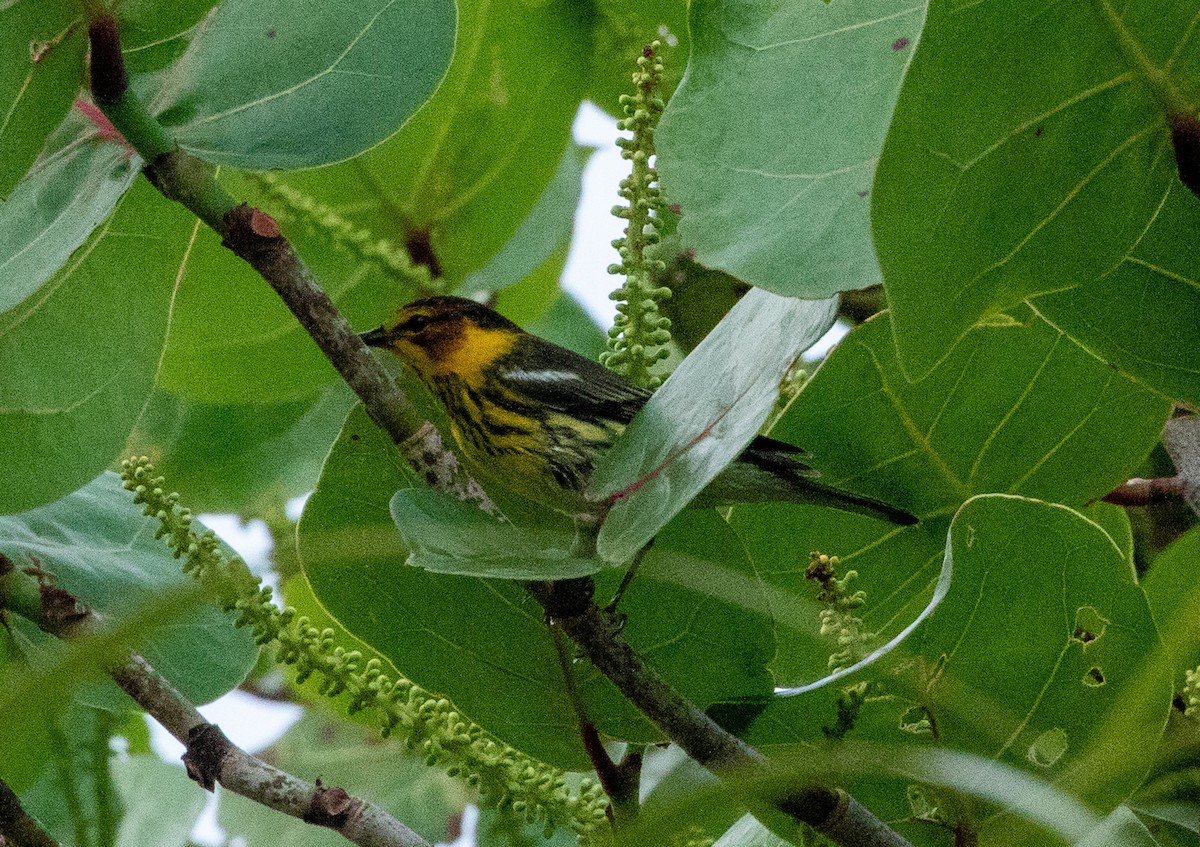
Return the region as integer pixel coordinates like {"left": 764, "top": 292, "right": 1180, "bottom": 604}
{"left": 503, "top": 368, "right": 584, "bottom": 384}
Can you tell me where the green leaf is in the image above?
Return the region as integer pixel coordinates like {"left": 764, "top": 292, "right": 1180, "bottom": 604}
{"left": 730, "top": 311, "right": 1167, "bottom": 688}
{"left": 742, "top": 496, "right": 1171, "bottom": 846}
{"left": 389, "top": 487, "right": 595, "bottom": 579}
{"left": 584, "top": 509, "right": 775, "bottom": 742}
{"left": 1076, "top": 806, "right": 1163, "bottom": 847}
{"left": 272, "top": 0, "right": 592, "bottom": 287}
{"left": 0, "top": 178, "right": 188, "bottom": 514}
{"left": 458, "top": 143, "right": 587, "bottom": 295}
{"left": 656, "top": 0, "right": 926, "bottom": 297}
{"left": 125, "top": 381, "right": 356, "bottom": 515}
{"left": 0, "top": 110, "right": 137, "bottom": 314}
{"left": 218, "top": 711, "right": 465, "bottom": 845}
{"left": 591, "top": 289, "right": 839, "bottom": 564}
{"left": 113, "top": 756, "right": 208, "bottom": 847}
{"left": 0, "top": 472, "right": 257, "bottom": 707}
{"left": 149, "top": 0, "right": 455, "bottom": 169}
{"left": 15, "top": 703, "right": 127, "bottom": 843}
{"left": 298, "top": 404, "right": 591, "bottom": 768}
{"left": 119, "top": 0, "right": 218, "bottom": 73}
{"left": 1140, "top": 525, "right": 1200, "bottom": 687}
{"left": 0, "top": 0, "right": 87, "bottom": 198}
{"left": 1031, "top": 179, "right": 1200, "bottom": 404}
{"left": 874, "top": 0, "right": 1197, "bottom": 380}
{"left": 154, "top": 171, "right": 414, "bottom": 404}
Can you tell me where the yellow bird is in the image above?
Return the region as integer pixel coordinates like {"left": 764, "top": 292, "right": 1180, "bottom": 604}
{"left": 361, "top": 296, "right": 916, "bottom": 526}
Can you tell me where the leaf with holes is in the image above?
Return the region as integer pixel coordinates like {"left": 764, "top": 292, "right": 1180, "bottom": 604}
{"left": 738, "top": 495, "right": 1171, "bottom": 847}
{"left": 729, "top": 310, "right": 1167, "bottom": 688}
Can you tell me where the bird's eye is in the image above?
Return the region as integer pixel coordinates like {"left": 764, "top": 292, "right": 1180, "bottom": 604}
{"left": 401, "top": 313, "right": 431, "bottom": 334}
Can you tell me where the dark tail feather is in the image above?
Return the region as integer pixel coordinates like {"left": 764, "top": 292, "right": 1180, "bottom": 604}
{"left": 779, "top": 477, "right": 919, "bottom": 526}
{"left": 706, "top": 445, "right": 919, "bottom": 526}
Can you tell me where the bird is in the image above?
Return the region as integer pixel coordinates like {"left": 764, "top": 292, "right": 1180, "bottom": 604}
{"left": 360, "top": 295, "right": 917, "bottom": 526}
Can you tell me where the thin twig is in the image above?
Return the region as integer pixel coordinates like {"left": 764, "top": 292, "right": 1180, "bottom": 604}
{"left": 1101, "top": 476, "right": 1187, "bottom": 506}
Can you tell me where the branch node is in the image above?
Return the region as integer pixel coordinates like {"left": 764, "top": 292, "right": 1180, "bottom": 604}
{"left": 305, "top": 781, "right": 360, "bottom": 828}
{"left": 183, "top": 723, "right": 233, "bottom": 791}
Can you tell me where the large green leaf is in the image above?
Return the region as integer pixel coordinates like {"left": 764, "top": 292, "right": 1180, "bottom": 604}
{"left": 457, "top": 142, "right": 587, "bottom": 295}
{"left": 0, "top": 110, "right": 137, "bottom": 314}
{"left": 584, "top": 508, "right": 775, "bottom": 742}
{"left": 15, "top": 703, "right": 126, "bottom": 841}
{"left": 0, "top": 472, "right": 257, "bottom": 707}
{"left": 112, "top": 755, "right": 208, "bottom": 847}
{"left": 743, "top": 496, "right": 1171, "bottom": 847}
{"left": 590, "top": 289, "right": 839, "bottom": 564}
{"left": 126, "top": 381, "right": 355, "bottom": 515}
{"left": 148, "top": 0, "right": 455, "bottom": 169}
{"left": 1140, "top": 524, "right": 1200, "bottom": 688}
{"left": 0, "top": 178, "right": 187, "bottom": 514}
{"left": 0, "top": 0, "right": 87, "bottom": 198}
{"left": 656, "top": 0, "right": 927, "bottom": 297}
{"left": 1032, "top": 179, "right": 1200, "bottom": 405}
{"left": 729, "top": 311, "right": 1167, "bottom": 687}
{"left": 874, "top": 0, "right": 1200, "bottom": 381}
{"left": 272, "top": 0, "right": 591, "bottom": 288}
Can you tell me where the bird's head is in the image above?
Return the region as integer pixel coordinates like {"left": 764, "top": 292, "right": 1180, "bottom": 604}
{"left": 361, "top": 295, "right": 522, "bottom": 380}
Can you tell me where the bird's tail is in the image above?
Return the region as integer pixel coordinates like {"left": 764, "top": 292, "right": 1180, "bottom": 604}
{"left": 706, "top": 442, "right": 919, "bottom": 526}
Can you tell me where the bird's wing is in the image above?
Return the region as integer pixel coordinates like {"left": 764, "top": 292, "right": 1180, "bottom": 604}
{"left": 496, "top": 340, "right": 651, "bottom": 425}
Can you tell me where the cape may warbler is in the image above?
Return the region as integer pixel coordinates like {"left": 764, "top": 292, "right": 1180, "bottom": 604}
{"left": 361, "top": 296, "right": 916, "bottom": 526}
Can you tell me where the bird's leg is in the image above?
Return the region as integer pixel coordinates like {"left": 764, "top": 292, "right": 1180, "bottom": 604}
{"left": 604, "top": 538, "right": 655, "bottom": 616}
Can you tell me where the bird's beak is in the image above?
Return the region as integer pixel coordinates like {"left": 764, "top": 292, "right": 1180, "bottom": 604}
{"left": 359, "top": 327, "right": 388, "bottom": 348}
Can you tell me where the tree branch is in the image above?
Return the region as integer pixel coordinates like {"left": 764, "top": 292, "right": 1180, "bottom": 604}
{"left": 0, "top": 563, "right": 432, "bottom": 847}
{"left": 0, "top": 776, "right": 59, "bottom": 847}
{"left": 527, "top": 579, "right": 915, "bottom": 847}
{"left": 83, "top": 11, "right": 491, "bottom": 512}
{"left": 110, "top": 656, "right": 430, "bottom": 847}
{"left": 1101, "top": 476, "right": 1187, "bottom": 507}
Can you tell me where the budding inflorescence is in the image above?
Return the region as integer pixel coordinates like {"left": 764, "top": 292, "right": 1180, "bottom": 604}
{"left": 119, "top": 456, "right": 607, "bottom": 838}
{"left": 602, "top": 41, "right": 672, "bottom": 390}
{"left": 806, "top": 552, "right": 874, "bottom": 671}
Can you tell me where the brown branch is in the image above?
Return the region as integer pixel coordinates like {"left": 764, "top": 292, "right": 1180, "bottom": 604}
{"left": 84, "top": 13, "right": 491, "bottom": 513}
{"left": 0, "top": 776, "right": 59, "bottom": 847}
{"left": 1100, "top": 476, "right": 1187, "bottom": 507}
{"left": 110, "top": 655, "right": 429, "bottom": 847}
{"left": 528, "top": 579, "right": 914, "bottom": 847}
{"left": 0, "top": 563, "right": 431, "bottom": 847}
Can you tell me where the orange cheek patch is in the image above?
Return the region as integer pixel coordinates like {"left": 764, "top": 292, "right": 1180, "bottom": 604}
{"left": 433, "top": 325, "right": 515, "bottom": 378}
